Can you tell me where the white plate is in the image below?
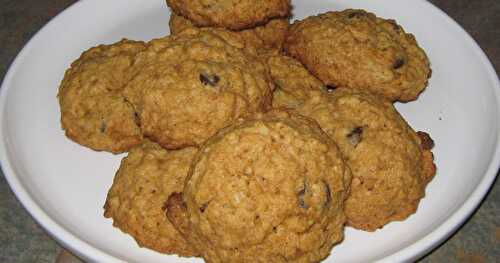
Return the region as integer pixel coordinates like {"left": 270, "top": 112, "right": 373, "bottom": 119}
{"left": 1, "top": 0, "right": 499, "bottom": 262}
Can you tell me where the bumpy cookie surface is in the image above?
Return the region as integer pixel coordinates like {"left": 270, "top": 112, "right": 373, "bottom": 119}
{"left": 261, "top": 52, "right": 327, "bottom": 109}
{"left": 167, "top": 0, "right": 291, "bottom": 30}
{"left": 285, "top": 9, "right": 431, "bottom": 102}
{"left": 167, "top": 110, "right": 351, "bottom": 263}
{"left": 58, "top": 39, "right": 146, "bottom": 153}
{"left": 297, "top": 89, "right": 436, "bottom": 231}
{"left": 169, "top": 14, "right": 289, "bottom": 52}
{"left": 103, "top": 141, "right": 198, "bottom": 256}
{"left": 124, "top": 28, "right": 273, "bottom": 149}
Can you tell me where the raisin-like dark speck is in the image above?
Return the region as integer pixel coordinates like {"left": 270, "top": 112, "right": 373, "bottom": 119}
{"left": 100, "top": 120, "right": 107, "bottom": 133}
{"left": 298, "top": 188, "right": 308, "bottom": 209}
{"left": 133, "top": 111, "right": 141, "bottom": 126}
{"left": 325, "top": 85, "right": 337, "bottom": 92}
{"left": 347, "top": 127, "right": 363, "bottom": 146}
{"left": 199, "top": 202, "right": 209, "bottom": 213}
{"left": 417, "top": 131, "right": 435, "bottom": 150}
{"left": 200, "top": 73, "right": 220, "bottom": 86}
{"left": 324, "top": 182, "right": 331, "bottom": 206}
{"left": 393, "top": 58, "right": 405, "bottom": 69}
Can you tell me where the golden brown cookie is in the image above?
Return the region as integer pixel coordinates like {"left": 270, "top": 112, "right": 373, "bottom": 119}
{"left": 297, "top": 89, "right": 436, "bottom": 231}
{"left": 261, "top": 52, "right": 327, "bottom": 109}
{"left": 124, "top": 28, "right": 273, "bottom": 149}
{"left": 58, "top": 39, "right": 146, "bottom": 153}
{"left": 103, "top": 141, "right": 198, "bottom": 256}
{"left": 169, "top": 14, "right": 289, "bottom": 52}
{"left": 285, "top": 9, "right": 431, "bottom": 102}
{"left": 167, "top": 110, "right": 351, "bottom": 263}
{"left": 166, "top": 0, "right": 291, "bottom": 30}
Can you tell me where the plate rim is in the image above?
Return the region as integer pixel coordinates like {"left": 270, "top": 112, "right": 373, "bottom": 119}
{"left": 0, "top": 0, "right": 499, "bottom": 262}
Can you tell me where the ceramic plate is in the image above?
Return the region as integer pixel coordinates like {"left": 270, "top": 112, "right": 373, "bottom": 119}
{"left": 1, "top": 0, "right": 499, "bottom": 262}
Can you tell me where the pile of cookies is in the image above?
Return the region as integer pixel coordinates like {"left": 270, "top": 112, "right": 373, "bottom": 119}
{"left": 57, "top": 0, "right": 436, "bottom": 262}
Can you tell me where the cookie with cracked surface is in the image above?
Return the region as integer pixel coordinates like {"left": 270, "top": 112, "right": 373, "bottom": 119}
{"left": 285, "top": 9, "right": 431, "bottom": 102}
{"left": 103, "top": 141, "right": 198, "bottom": 256}
{"left": 166, "top": 0, "right": 291, "bottom": 30}
{"left": 58, "top": 39, "right": 146, "bottom": 153}
{"left": 261, "top": 52, "right": 327, "bottom": 109}
{"left": 166, "top": 110, "right": 351, "bottom": 263}
{"left": 124, "top": 28, "right": 273, "bottom": 149}
{"left": 169, "top": 14, "right": 289, "bottom": 52}
{"left": 297, "top": 88, "right": 436, "bottom": 231}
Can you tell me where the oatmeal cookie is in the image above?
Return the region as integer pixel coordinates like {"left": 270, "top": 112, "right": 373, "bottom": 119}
{"left": 169, "top": 14, "right": 289, "bottom": 52}
{"left": 167, "top": 110, "right": 351, "bottom": 263}
{"left": 58, "top": 39, "right": 146, "bottom": 153}
{"left": 124, "top": 28, "right": 273, "bottom": 149}
{"left": 297, "top": 89, "right": 436, "bottom": 231}
{"left": 103, "top": 141, "right": 198, "bottom": 256}
{"left": 285, "top": 9, "right": 431, "bottom": 102}
{"left": 261, "top": 53, "right": 326, "bottom": 109}
{"left": 166, "top": 0, "right": 291, "bottom": 30}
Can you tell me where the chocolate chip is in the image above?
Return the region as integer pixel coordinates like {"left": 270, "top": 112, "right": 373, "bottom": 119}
{"left": 133, "top": 111, "right": 141, "bottom": 126}
{"left": 200, "top": 73, "right": 220, "bottom": 86}
{"left": 347, "top": 127, "right": 363, "bottom": 146}
{"left": 417, "top": 131, "right": 435, "bottom": 150}
{"left": 427, "top": 68, "right": 433, "bottom": 78}
{"left": 199, "top": 202, "right": 209, "bottom": 213}
{"left": 324, "top": 182, "right": 331, "bottom": 207}
{"left": 100, "top": 121, "right": 107, "bottom": 133}
{"left": 348, "top": 11, "right": 365, "bottom": 19}
{"left": 325, "top": 85, "right": 337, "bottom": 92}
{"left": 393, "top": 58, "right": 405, "bottom": 69}
{"left": 298, "top": 188, "right": 308, "bottom": 209}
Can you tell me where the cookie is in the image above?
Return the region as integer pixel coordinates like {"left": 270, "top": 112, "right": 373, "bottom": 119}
{"left": 297, "top": 89, "right": 436, "bottom": 231}
{"left": 103, "top": 141, "right": 198, "bottom": 256}
{"left": 166, "top": 0, "right": 291, "bottom": 30}
{"left": 261, "top": 52, "right": 327, "bottom": 109}
{"left": 124, "top": 28, "right": 273, "bottom": 149}
{"left": 169, "top": 14, "right": 289, "bottom": 52}
{"left": 285, "top": 9, "right": 431, "bottom": 102}
{"left": 166, "top": 110, "right": 351, "bottom": 263}
{"left": 58, "top": 39, "right": 146, "bottom": 153}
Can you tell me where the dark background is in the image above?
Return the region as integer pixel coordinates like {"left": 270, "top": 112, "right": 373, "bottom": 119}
{"left": 0, "top": 0, "right": 498, "bottom": 262}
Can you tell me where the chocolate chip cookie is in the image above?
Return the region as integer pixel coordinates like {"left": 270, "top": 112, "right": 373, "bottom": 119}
{"left": 167, "top": 0, "right": 291, "bottom": 30}
{"left": 58, "top": 39, "right": 146, "bottom": 153}
{"left": 103, "top": 141, "right": 198, "bottom": 256}
{"left": 297, "top": 89, "right": 436, "bottom": 231}
{"left": 124, "top": 28, "right": 273, "bottom": 149}
{"left": 166, "top": 110, "right": 351, "bottom": 262}
{"left": 285, "top": 9, "right": 431, "bottom": 102}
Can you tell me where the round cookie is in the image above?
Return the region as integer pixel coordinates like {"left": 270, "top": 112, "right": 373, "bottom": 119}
{"left": 261, "top": 52, "right": 327, "bottom": 109}
{"left": 124, "top": 28, "right": 274, "bottom": 149}
{"left": 166, "top": 0, "right": 291, "bottom": 30}
{"left": 58, "top": 39, "right": 146, "bottom": 153}
{"left": 166, "top": 110, "right": 351, "bottom": 263}
{"left": 169, "top": 14, "right": 289, "bottom": 52}
{"left": 285, "top": 9, "right": 431, "bottom": 102}
{"left": 103, "top": 141, "right": 198, "bottom": 256}
{"left": 297, "top": 89, "right": 436, "bottom": 231}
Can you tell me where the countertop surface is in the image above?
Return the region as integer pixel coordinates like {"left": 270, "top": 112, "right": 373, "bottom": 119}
{"left": 1, "top": 0, "right": 499, "bottom": 262}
